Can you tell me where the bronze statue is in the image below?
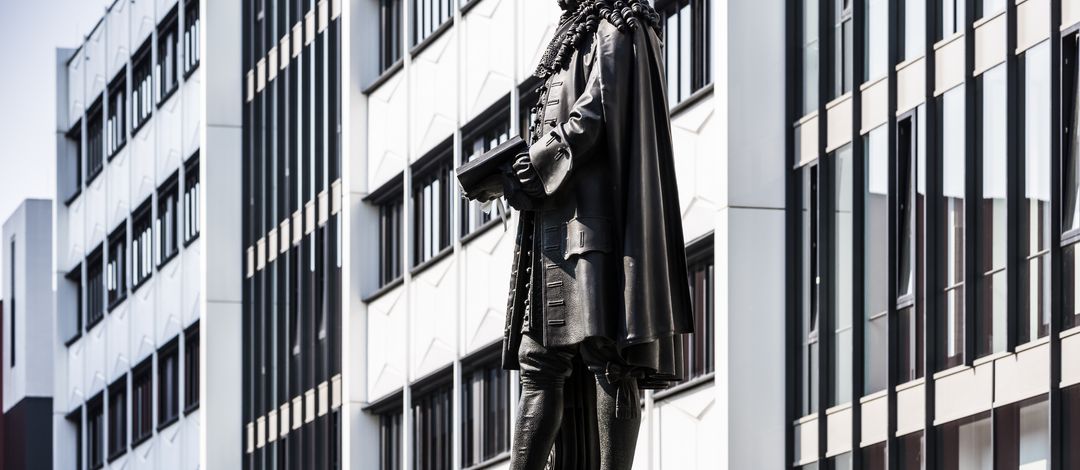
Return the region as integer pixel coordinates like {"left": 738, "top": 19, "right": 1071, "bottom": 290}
{"left": 459, "top": 1, "right": 694, "bottom": 468}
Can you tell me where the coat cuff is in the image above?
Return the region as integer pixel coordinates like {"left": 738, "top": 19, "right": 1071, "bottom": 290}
{"left": 528, "top": 126, "right": 573, "bottom": 196}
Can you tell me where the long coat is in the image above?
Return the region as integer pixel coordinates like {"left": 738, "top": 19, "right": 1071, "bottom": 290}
{"left": 502, "top": 17, "right": 694, "bottom": 388}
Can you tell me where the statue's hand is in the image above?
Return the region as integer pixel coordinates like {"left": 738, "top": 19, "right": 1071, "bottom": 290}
{"left": 513, "top": 154, "right": 546, "bottom": 199}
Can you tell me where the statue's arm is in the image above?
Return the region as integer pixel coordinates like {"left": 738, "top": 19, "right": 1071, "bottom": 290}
{"left": 525, "top": 28, "right": 631, "bottom": 197}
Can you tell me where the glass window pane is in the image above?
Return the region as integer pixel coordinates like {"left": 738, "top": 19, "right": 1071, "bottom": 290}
{"left": 865, "top": 128, "right": 888, "bottom": 394}
{"left": 832, "top": 145, "right": 853, "bottom": 405}
{"left": 903, "top": 0, "right": 926, "bottom": 60}
{"left": 1022, "top": 41, "right": 1052, "bottom": 344}
{"left": 940, "top": 85, "right": 965, "bottom": 369}
{"left": 977, "top": 65, "right": 1007, "bottom": 358}
{"left": 866, "top": 0, "right": 888, "bottom": 80}
{"left": 803, "top": 0, "right": 820, "bottom": 114}
{"left": 937, "top": 413, "right": 993, "bottom": 470}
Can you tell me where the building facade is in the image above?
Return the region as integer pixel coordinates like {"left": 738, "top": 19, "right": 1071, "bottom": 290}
{"left": 3, "top": 199, "right": 55, "bottom": 469}
{"left": 53, "top": 1, "right": 244, "bottom": 469}
{"left": 789, "top": 0, "right": 1080, "bottom": 468}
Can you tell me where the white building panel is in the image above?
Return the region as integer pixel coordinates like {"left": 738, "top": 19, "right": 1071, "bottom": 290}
{"left": 669, "top": 96, "right": 719, "bottom": 242}
{"left": 181, "top": 239, "right": 201, "bottom": 327}
{"left": 460, "top": 0, "right": 515, "bottom": 122}
{"left": 366, "top": 73, "right": 408, "bottom": 190}
{"left": 655, "top": 385, "right": 717, "bottom": 470}
{"left": 157, "top": 0, "right": 179, "bottom": 22}
{"left": 130, "top": 438, "right": 157, "bottom": 470}
{"left": 896, "top": 381, "right": 925, "bottom": 436}
{"left": 131, "top": 124, "right": 157, "bottom": 203}
{"left": 517, "top": 0, "right": 560, "bottom": 79}
{"left": 367, "top": 286, "right": 407, "bottom": 401}
{"left": 994, "top": 344, "right": 1050, "bottom": 407}
{"left": 85, "top": 322, "right": 109, "bottom": 397}
{"left": 106, "top": 1, "right": 131, "bottom": 81}
{"left": 66, "top": 341, "right": 85, "bottom": 412}
{"left": 107, "top": 149, "right": 132, "bottom": 229}
{"left": 409, "top": 257, "right": 457, "bottom": 378}
{"left": 68, "top": 53, "right": 85, "bottom": 129}
{"left": 157, "top": 93, "right": 184, "bottom": 182}
{"left": 182, "top": 73, "right": 202, "bottom": 158}
{"left": 86, "top": 174, "right": 108, "bottom": 248}
{"left": 106, "top": 303, "right": 132, "bottom": 383}
{"left": 131, "top": 283, "right": 158, "bottom": 363}
{"left": 182, "top": 413, "right": 201, "bottom": 470}
{"left": 86, "top": 27, "right": 108, "bottom": 99}
{"left": 131, "top": 0, "right": 156, "bottom": 47}
{"left": 935, "top": 363, "right": 994, "bottom": 425}
{"left": 65, "top": 197, "right": 86, "bottom": 271}
{"left": 410, "top": 31, "right": 458, "bottom": 160}
{"left": 158, "top": 421, "right": 184, "bottom": 470}
{"left": 460, "top": 223, "right": 514, "bottom": 354}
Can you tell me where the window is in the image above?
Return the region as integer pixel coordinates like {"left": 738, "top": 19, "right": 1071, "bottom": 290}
{"left": 107, "top": 378, "right": 127, "bottom": 460}
{"left": 131, "top": 360, "right": 153, "bottom": 444}
{"left": 379, "top": 407, "right": 403, "bottom": 470}
{"left": 897, "top": 432, "right": 925, "bottom": 470}
{"left": 659, "top": 0, "right": 712, "bottom": 107}
{"left": 1020, "top": 41, "right": 1051, "bottom": 344}
{"left": 939, "top": 0, "right": 964, "bottom": 39}
{"left": 412, "top": 0, "right": 454, "bottom": 46}
{"left": 828, "top": 453, "right": 852, "bottom": 470}
{"left": 183, "top": 0, "right": 200, "bottom": 76}
{"left": 184, "top": 324, "right": 199, "bottom": 411}
{"left": 9, "top": 237, "right": 14, "bottom": 367}
{"left": 799, "top": 164, "right": 820, "bottom": 416}
{"left": 87, "top": 246, "right": 105, "bottom": 327}
{"left": 63, "top": 265, "right": 82, "bottom": 344}
{"left": 380, "top": 0, "right": 403, "bottom": 72}
{"left": 1064, "top": 386, "right": 1080, "bottom": 468}
{"left": 64, "top": 124, "right": 82, "bottom": 202}
{"left": 87, "top": 394, "right": 104, "bottom": 469}
{"left": 684, "top": 235, "right": 715, "bottom": 381}
{"left": 461, "top": 112, "right": 510, "bottom": 237}
{"left": 799, "top": 0, "right": 820, "bottom": 114}
{"left": 132, "top": 200, "right": 153, "bottom": 289}
{"left": 900, "top": 0, "right": 926, "bottom": 61}
{"left": 183, "top": 155, "right": 200, "bottom": 244}
{"left": 976, "top": 65, "right": 1007, "bottom": 358}
{"left": 864, "top": 126, "right": 888, "bottom": 393}
{"left": 864, "top": 0, "right": 887, "bottom": 81}
{"left": 87, "top": 99, "right": 104, "bottom": 181}
{"left": 412, "top": 150, "right": 452, "bottom": 266}
{"left": 896, "top": 110, "right": 926, "bottom": 383}
{"left": 936, "top": 413, "right": 992, "bottom": 469}
{"left": 413, "top": 382, "right": 452, "bottom": 470}
{"left": 1064, "top": 34, "right": 1080, "bottom": 330}
{"left": 831, "top": 145, "right": 853, "bottom": 406}
{"left": 132, "top": 42, "right": 153, "bottom": 132}
{"left": 158, "top": 10, "right": 179, "bottom": 102}
{"left": 863, "top": 443, "right": 886, "bottom": 470}
{"left": 107, "top": 225, "right": 127, "bottom": 308}
{"left": 106, "top": 71, "right": 126, "bottom": 158}
{"left": 939, "top": 85, "right": 965, "bottom": 370}
{"left": 68, "top": 409, "right": 83, "bottom": 470}
{"left": 159, "top": 340, "right": 180, "bottom": 426}
{"left": 461, "top": 360, "right": 510, "bottom": 467}
{"left": 379, "top": 197, "right": 403, "bottom": 286}
{"left": 157, "top": 174, "right": 179, "bottom": 266}
{"left": 832, "top": 0, "right": 854, "bottom": 97}
{"left": 993, "top": 396, "right": 1049, "bottom": 469}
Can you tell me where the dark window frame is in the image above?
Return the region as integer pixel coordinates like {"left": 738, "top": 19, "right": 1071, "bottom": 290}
{"left": 131, "top": 199, "right": 154, "bottom": 290}
{"left": 87, "top": 393, "right": 105, "bottom": 470}
{"left": 106, "top": 69, "right": 127, "bottom": 160}
{"left": 657, "top": 0, "right": 713, "bottom": 108}
{"left": 64, "top": 264, "right": 83, "bottom": 345}
{"left": 460, "top": 99, "right": 512, "bottom": 240}
{"left": 158, "top": 7, "right": 181, "bottom": 105}
{"left": 131, "top": 39, "right": 154, "bottom": 134}
{"left": 86, "top": 245, "right": 105, "bottom": 329}
{"left": 86, "top": 97, "right": 105, "bottom": 183}
{"left": 370, "top": 174, "right": 405, "bottom": 289}
{"left": 182, "top": 0, "right": 200, "bottom": 78}
{"left": 460, "top": 346, "right": 511, "bottom": 467}
{"left": 183, "top": 153, "right": 201, "bottom": 246}
{"left": 107, "top": 223, "right": 128, "bottom": 311}
{"left": 64, "top": 121, "right": 83, "bottom": 204}
{"left": 411, "top": 371, "right": 453, "bottom": 470}
{"left": 379, "top": 0, "right": 404, "bottom": 74}
{"left": 682, "top": 232, "right": 716, "bottom": 383}
{"left": 184, "top": 322, "right": 200, "bottom": 413}
{"left": 158, "top": 337, "right": 181, "bottom": 429}
{"left": 411, "top": 0, "right": 454, "bottom": 50}
{"left": 130, "top": 358, "right": 154, "bottom": 446}
{"left": 372, "top": 393, "right": 404, "bottom": 470}
{"left": 106, "top": 376, "right": 128, "bottom": 461}
{"left": 411, "top": 142, "right": 453, "bottom": 269}
{"left": 158, "top": 172, "right": 181, "bottom": 268}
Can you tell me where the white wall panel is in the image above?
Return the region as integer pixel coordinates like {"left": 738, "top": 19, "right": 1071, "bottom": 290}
{"left": 517, "top": 0, "right": 560, "bottom": 79}
{"left": 131, "top": 283, "right": 157, "bottom": 364}
{"left": 670, "top": 97, "right": 720, "bottom": 243}
{"left": 896, "top": 58, "right": 925, "bottom": 114}
{"left": 107, "top": 149, "right": 132, "bottom": 230}
{"left": 995, "top": 344, "right": 1050, "bottom": 407}
{"left": 157, "top": 0, "right": 179, "bottom": 22}
{"left": 66, "top": 341, "right": 85, "bottom": 412}
{"left": 131, "top": 123, "right": 157, "bottom": 203}
{"left": 460, "top": 222, "right": 514, "bottom": 355}
{"left": 85, "top": 321, "right": 108, "bottom": 397}
{"left": 106, "top": 1, "right": 131, "bottom": 81}
{"left": 181, "top": 239, "right": 201, "bottom": 328}
{"left": 861, "top": 393, "right": 887, "bottom": 445}
{"left": 655, "top": 385, "right": 717, "bottom": 469}
{"left": 367, "top": 286, "right": 407, "bottom": 401}
{"left": 86, "top": 27, "right": 108, "bottom": 99}
{"left": 106, "top": 303, "right": 131, "bottom": 383}
{"left": 410, "top": 31, "right": 458, "bottom": 160}
{"left": 130, "top": 438, "right": 157, "bottom": 470}
{"left": 157, "top": 94, "right": 184, "bottom": 182}
{"left": 86, "top": 174, "right": 108, "bottom": 248}
{"left": 65, "top": 197, "right": 86, "bottom": 270}
{"left": 410, "top": 257, "right": 457, "bottom": 378}
{"left": 366, "top": 74, "right": 407, "bottom": 190}
{"left": 157, "top": 421, "right": 184, "bottom": 470}
{"left": 896, "top": 381, "right": 925, "bottom": 436}
{"left": 182, "top": 74, "right": 202, "bottom": 158}
{"left": 182, "top": 412, "right": 200, "bottom": 470}
{"left": 131, "top": 0, "right": 156, "bottom": 47}
{"left": 461, "top": 0, "right": 514, "bottom": 122}
{"left": 158, "top": 252, "right": 184, "bottom": 342}
{"left": 68, "top": 54, "right": 85, "bottom": 129}
{"left": 935, "top": 363, "right": 993, "bottom": 425}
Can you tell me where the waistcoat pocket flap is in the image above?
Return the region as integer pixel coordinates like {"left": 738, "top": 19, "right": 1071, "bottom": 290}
{"left": 564, "top": 216, "right": 612, "bottom": 259}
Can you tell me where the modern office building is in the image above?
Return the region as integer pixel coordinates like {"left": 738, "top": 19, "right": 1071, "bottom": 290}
{"left": 3, "top": 199, "right": 55, "bottom": 469}
{"left": 53, "top": 1, "right": 244, "bottom": 469}
{"left": 789, "top": 0, "right": 1080, "bottom": 468}
{"left": 238, "top": 0, "right": 788, "bottom": 469}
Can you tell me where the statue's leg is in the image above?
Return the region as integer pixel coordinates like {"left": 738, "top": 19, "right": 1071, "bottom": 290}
{"left": 510, "top": 334, "right": 575, "bottom": 470}
{"left": 582, "top": 341, "right": 642, "bottom": 470}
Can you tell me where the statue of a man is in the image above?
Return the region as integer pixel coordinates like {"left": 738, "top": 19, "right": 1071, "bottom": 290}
{"left": 500, "top": 1, "right": 695, "bottom": 468}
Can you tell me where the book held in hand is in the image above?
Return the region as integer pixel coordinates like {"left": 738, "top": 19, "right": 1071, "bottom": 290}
{"left": 456, "top": 136, "right": 527, "bottom": 202}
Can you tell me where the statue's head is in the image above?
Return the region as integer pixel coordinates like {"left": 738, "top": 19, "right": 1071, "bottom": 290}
{"left": 558, "top": 0, "right": 582, "bottom": 11}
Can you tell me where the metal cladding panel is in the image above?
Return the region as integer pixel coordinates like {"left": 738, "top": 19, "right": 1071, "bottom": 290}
{"left": 1065, "top": 0, "right": 1080, "bottom": 30}
{"left": 860, "top": 393, "right": 888, "bottom": 446}
{"left": 65, "top": 198, "right": 86, "bottom": 271}
{"left": 410, "top": 30, "right": 458, "bottom": 160}
{"left": 861, "top": 78, "right": 888, "bottom": 132}
{"left": 896, "top": 57, "right": 926, "bottom": 114}
{"left": 182, "top": 73, "right": 201, "bottom": 158}
{"left": 410, "top": 256, "right": 457, "bottom": 378}
{"left": 1017, "top": 0, "right": 1050, "bottom": 54}
{"left": 826, "top": 97, "right": 854, "bottom": 152}
{"left": 106, "top": 0, "right": 130, "bottom": 81}
{"left": 107, "top": 149, "right": 132, "bottom": 230}
{"left": 793, "top": 416, "right": 819, "bottom": 466}
{"left": 157, "top": 252, "right": 184, "bottom": 339}
{"left": 157, "top": 93, "right": 184, "bottom": 182}
{"left": 106, "top": 302, "right": 132, "bottom": 383}
{"left": 518, "top": 0, "right": 562, "bottom": 79}
{"left": 131, "top": 123, "right": 157, "bottom": 203}
{"left": 994, "top": 344, "right": 1050, "bottom": 407}
{"left": 670, "top": 95, "right": 720, "bottom": 242}
{"left": 654, "top": 384, "right": 718, "bottom": 469}
{"left": 67, "top": 53, "right": 85, "bottom": 130}
{"left": 66, "top": 341, "right": 85, "bottom": 413}
{"left": 130, "top": 281, "right": 157, "bottom": 364}
{"left": 131, "top": 0, "right": 156, "bottom": 47}
{"left": 934, "top": 363, "right": 994, "bottom": 425}
{"left": 895, "top": 381, "right": 925, "bottom": 436}
{"left": 461, "top": 220, "right": 514, "bottom": 355}
{"left": 85, "top": 175, "right": 108, "bottom": 248}
{"left": 934, "top": 36, "right": 965, "bottom": 96}
{"left": 367, "top": 73, "right": 407, "bottom": 191}
{"left": 85, "top": 318, "right": 108, "bottom": 397}
{"left": 826, "top": 406, "right": 853, "bottom": 457}
{"left": 1062, "top": 330, "right": 1080, "bottom": 388}
{"left": 367, "top": 285, "right": 407, "bottom": 401}
{"left": 181, "top": 239, "right": 201, "bottom": 327}
{"left": 974, "top": 13, "right": 1007, "bottom": 76}
{"left": 460, "top": 0, "right": 515, "bottom": 122}
{"left": 86, "top": 27, "right": 108, "bottom": 99}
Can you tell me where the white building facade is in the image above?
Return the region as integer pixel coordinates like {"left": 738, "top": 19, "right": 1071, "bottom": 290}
{"left": 53, "top": 1, "right": 244, "bottom": 469}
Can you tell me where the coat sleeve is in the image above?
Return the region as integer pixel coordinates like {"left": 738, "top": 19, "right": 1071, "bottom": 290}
{"left": 527, "top": 26, "right": 633, "bottom": 196}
